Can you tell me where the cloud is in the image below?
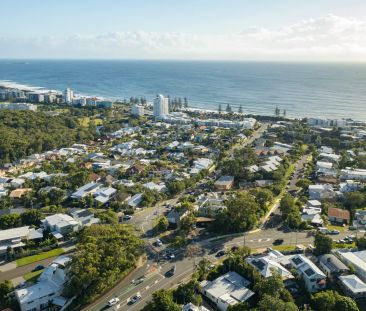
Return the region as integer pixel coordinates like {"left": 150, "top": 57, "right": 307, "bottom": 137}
{"left": 1, "top": 14, "right": 366, "bottom": 60}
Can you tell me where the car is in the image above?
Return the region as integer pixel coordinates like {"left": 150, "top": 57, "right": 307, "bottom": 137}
{"left": 32, "top": 265, "right": 45, "bottom": 272}
{"left": 107, "top": 298, "right": 120, "bottom": 307}
{"left": 337, "top": 239, "right": 346, "bottom": 244}
{"left": 122, "top": 215, "right": 133, "bottom": 220}
{"left": 329, "top": 229, "right": 340, "bottom": 235}
{"left": 154, "top": 239, "right": 163, "bottom": 247}
{"left": 215, "top": 250, "right": 225, "bottom": 257}
{"left": 128, "top": 293, "right": 142, "bottom": 305}
{"left": 273, "top": 239, "right": 284, "bottom": 245}
{"left": 132, "top": 276, "right": 145, "bottom": 285}
{"left": 166, "top": 253, "right": 175, "bottom": 260}
{"left": 165, "top": 265, "right": 176, "bottom": 277}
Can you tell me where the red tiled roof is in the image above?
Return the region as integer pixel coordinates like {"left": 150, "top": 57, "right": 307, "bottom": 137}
{"left": 328, "top": 207, "right": 350, "bottom": 220}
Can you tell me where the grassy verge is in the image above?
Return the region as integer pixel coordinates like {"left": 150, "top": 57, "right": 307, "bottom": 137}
{"left": 272, "top": 245, "right": 296, "bottom": 252}
{"left": 23, "top": 269, "right": 44, "bottom": 283}
{"left": 327, "top": 225, "right": 347, "bottom": 233}
{"left": 16, "top": 248, "right": 65, "bottom": 267}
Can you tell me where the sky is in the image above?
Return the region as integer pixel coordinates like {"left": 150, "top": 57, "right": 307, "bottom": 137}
{"left": 1, "top": 0, "right": 366, "bottom": 61}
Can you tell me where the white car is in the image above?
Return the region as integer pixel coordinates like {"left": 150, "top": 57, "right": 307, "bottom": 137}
{"left": 107, "top": 297, "right": 120, "bottom": 307}
{"left": 155, "top": 239, "right": 163, "bottom": 247}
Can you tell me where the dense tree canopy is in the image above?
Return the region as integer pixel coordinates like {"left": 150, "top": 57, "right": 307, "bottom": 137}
{"left": 64, "top": 224, "right": 143, "bottom": 304}
{"left": 0, "top": 110, "right": 94, "bottom": 163}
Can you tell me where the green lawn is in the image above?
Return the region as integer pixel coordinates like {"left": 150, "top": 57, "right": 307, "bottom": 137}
{"left": 272, "top": 245, "right": 296, "bottom": 252}
{"left": 16, "top": 248, "right": 65, "bottom": 267}
{"left": 327, "top": 224, "right": 347, "bottom": 233}
{"left": 23, "top": 269, "right": 44, "bottom": 283}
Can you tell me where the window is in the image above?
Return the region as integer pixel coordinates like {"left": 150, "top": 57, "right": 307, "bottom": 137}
{"left": 27, "top": 308, "right": 37, "bottom": 311}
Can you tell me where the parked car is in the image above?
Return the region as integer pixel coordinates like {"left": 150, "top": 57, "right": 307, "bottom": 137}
{"left": 209, "top": 247, "right": 219, "bottom": 254}
{"left": 107, "top": 298, "right": 120, "bottom": 307}
{"left": 32, "top": 265, "right": 45, "bottom": 272}
{"left": 329, "top": 230, "right": 340, "bottom": 235}
{"left": 154, "top": 239, "right": 163, "bottom": 247}
{"left": 166, "top": 253, "right": 175, "bottom": 260}
{"left": 128, "top": 293, "right": 142, "bottom": 305}
{"left": 215, "top": 250, "right": 225, "bottom": 257}
{"left": 122, "top": 215, "right": 133, "bottom": 220}
{"left": 273, "top": 239, "right": 284, "bottom": 245}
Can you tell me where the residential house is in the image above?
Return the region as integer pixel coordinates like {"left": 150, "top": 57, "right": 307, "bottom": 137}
{"left": 200, "top": 272, "right": 254, "bottom": 311}
{"left": 9, "top": 188, "right": 32, "bottom": 199}
{"left": 167, "top": 208, "right": 189, "bottom": 228}
{"left": 0, "top": 226, "right": 43, "bottom": 255}
{"left": 289, "top": 254, "right": 326, "bottom": 293}
{"left": 94, "top": 187, "right": 117, "bottom": 205}
{"left": 70, "top": 209, "right": 100, "bottom": 226}
{"left": 318, "top": 254, "right": 349, "bottom": 279}
{"left": 336, "top": 250, "right": 366, "bottom": 282}
{"left": 354, "top": 210, "right": 366, "bottom": 229}
{"left": 126, "top": 193, "right": 143, "bottom": 208}
{"left": 340, "top": 180, "right": 363, "bottom": 193}
{"left": 15, "top": 256, "right": 70, "bottom": 311}
{"left": 41, "top": 214, "right": 80, "bottom": 237}
{"left": 246, "top": 255, "right": 293, "bottom": 280}
{"left": 339, "top": 274, "right": 366, "bottom": 298}
{"left": 182, "top": 303, "right": 209, "bottom": 311}
{"left": 309, "top": 184, "right": 337, "bottom": 200}
{"left": 71, "top": 182, "right": 102, "bottom": 200}
{"left": 214, "top": 176, "right": 235, "bottom": 191}
{"left": 328, "top": 207, "right": 350, "bottom": 225}
{"left": 340, "top": 168, "right": 366, "bottom": 181}
{"left": 143, "top": 182, "right": 167, "bottom": 193}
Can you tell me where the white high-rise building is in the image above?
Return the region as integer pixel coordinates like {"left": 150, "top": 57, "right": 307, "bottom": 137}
{"left": 153, "top": 94, "right": 169, "bottom": 117}
{"left": 63, "top": 88, "right": 74, "bottom": 104}
{"left": 131, "top": 104, "right": 145, "bottom": 116}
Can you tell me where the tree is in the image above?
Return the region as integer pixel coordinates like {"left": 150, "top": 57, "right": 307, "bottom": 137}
{"left": 258, "top": 294, "right": 298, "bottom": 311}
{"left": 344, "top": 192, "right": 365, "bottom": 210}
{"left": 0, "top": 280, "right": 15, "bottom": 309}
{"left": 356, "top": 237, "right": 366, "bottom": 250}
{"left": 21, "top": 209, "right": 44, "bottom": 226}
{"left": 65, "top": 225, "right": 143, "bottom": 304}
{"left": 173, "top": 280, "right": 202, "bottom": 305}
{"left": 334, "top": 296, "right": 359, "bottom": 311}
{"left": 312, "top": 290, "right": 359, "bottom": 311}
{"left": 142, "top": 289, "right": 180, "bottom": 311}
{"left": 226, "top": 104, "right": 232, "bottom": 113}
{"left": 253, "top": 188, "right": 274, "bottom": 209}
{"left": 283, "top": 109, "right": 287, "bottom": 117}
{"left": 155, "top": 216, "right": 169, "bottom": 232}
{"left": 0, "top": 213, "right": 21, "bottom": 229}
{"left": 184, "top": 97, "right": 188, "bottom": 108}
{"left": 275, "top": 106, "right": 281, "bottom": 116}
{"left": 238, "top": 104, "right": 243, "bottom": 114}
{"left": 218, "top": 104, "right": 222, "bottom": 113}
{"left": 314, "top": 232, "right": 333, "bottom": 256}
{"left": 180, "top": 213, "right": 196, "bottom": 233}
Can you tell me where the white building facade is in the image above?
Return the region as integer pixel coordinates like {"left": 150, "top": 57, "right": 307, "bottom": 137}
{"left": 153, "top": 94, "right": 169, "bottom": 117}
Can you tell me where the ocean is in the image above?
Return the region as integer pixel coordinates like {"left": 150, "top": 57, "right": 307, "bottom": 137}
{"left": 0, "top": 60, "right": 365, "bottom": 120}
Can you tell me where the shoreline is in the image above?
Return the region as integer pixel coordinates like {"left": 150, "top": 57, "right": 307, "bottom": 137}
{"left": 0, "top": 79, "right": 364, "bottom": 122}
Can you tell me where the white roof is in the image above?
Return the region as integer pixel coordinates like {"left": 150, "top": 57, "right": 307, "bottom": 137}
{"left": 44, "top": 214, "right": 79, "bottom": 227}
{"left": 0, "top": 226, "right": 30, "bottom": 242}
{"left": 200, "top": 272, "right": 254, "bottom": 305}
{"left": 339, "top": 274, "right": 366, "bottom": 294}
{"left": 338, "top": 250, "right": 366, "bottom": 272}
